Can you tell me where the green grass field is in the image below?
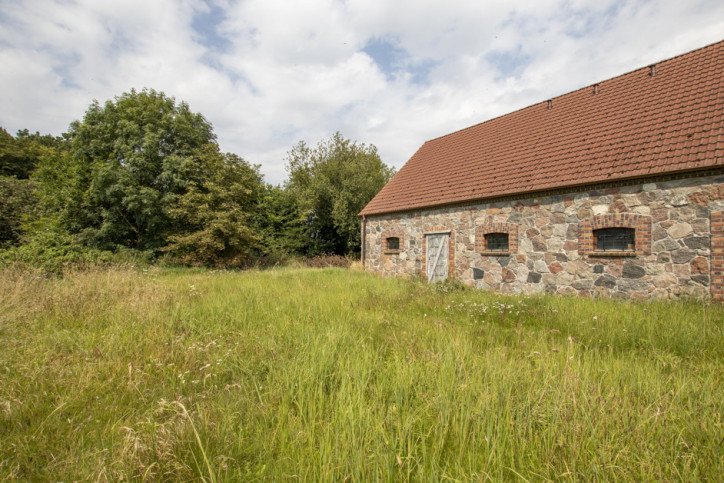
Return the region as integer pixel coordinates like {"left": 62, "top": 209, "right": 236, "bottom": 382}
{"left": 1, "top": 266, "right": 722, "bottom": 481}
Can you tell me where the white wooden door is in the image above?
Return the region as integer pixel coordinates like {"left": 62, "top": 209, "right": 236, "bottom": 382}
{"left": 426, "top": 233, "right": 449, "bottom": 283}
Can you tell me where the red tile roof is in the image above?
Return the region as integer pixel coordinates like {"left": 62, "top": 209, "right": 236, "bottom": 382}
{"left": 360, "top": 41, "right": 724, "bottom": 216}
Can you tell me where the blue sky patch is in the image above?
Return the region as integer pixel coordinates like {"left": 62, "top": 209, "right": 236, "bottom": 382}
{"left": 362, "top": 37, "right": 435, "bottom": 84}
{"left": 191, "top": 1, "right": 231, "bottom": 52}
{"left": 51, "top": 50, "right": 83, "bottom": 89}
{"left": 563, "top": 1, "right": 626, "bottom": 38}
{"left": 485, "top": 46, "right": 531, "bottom": 80}
{"left": 407, "top": 58, "right": 437, "bottom": 85}
{"left": 362, "top": 37, "right": 407, "bottom": 78}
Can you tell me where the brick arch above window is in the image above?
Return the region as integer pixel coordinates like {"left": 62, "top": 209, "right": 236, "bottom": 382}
{"left": 475, "top": 221, "right": 518, "bottom": 254}
{"left": 578, "top": 213, "right": 652, "bottom": 256}
{"left": 382, "top": 229, "right": 404, "bottom": 254}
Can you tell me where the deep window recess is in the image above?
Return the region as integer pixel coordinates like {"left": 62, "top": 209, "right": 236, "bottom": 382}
{"left": 594, "top": 228, "right": 635, "bottom": 252}
{"left": 485, "top": 233, "right": 509, "bottom": 252}
{"left": 387, "top": 237, "right": 400, "bottom": 251}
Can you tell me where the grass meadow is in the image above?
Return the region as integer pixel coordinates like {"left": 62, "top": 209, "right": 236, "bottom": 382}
{"left": 1, "top": 265, "right": 722, "bottom": 481}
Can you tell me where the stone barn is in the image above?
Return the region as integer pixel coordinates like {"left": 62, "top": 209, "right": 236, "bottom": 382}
{"left": 359, "top": 40, "right": 724, "bottom": 301}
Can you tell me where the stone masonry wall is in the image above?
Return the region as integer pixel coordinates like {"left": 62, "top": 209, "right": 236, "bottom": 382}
{"left": 363, "top": 174, "right": 724, "bottom": 300}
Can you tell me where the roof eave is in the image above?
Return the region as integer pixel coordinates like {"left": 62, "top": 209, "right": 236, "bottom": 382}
{"left": 358, "top": 164, "right": 724, "bottom": 217}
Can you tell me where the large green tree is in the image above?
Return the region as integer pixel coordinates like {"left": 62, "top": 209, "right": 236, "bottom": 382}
{"left": 285, "top": 132, "right": 394, "bottom": 256}
{"left": 39, "top": 88, "right": 217, "bottom": 251}
{"left": 164, "top": 146, "right": 264, "bottom": 267}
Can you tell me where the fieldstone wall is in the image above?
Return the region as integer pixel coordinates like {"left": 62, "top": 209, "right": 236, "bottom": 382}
{"left": 363, "top": 173, "right": 724, "bottom": 300}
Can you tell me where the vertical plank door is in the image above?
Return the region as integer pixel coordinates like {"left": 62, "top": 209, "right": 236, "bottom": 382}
{"left": 426, "top": 233, "right": 449, "bottom": 283}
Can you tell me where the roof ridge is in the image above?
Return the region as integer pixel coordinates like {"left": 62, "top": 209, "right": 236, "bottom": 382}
{"left": 423, "top": 39, "right": 724, "bottom": 145}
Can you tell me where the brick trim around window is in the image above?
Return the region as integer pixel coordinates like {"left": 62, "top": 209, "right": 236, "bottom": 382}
{"left": 421, "top": 226, "right": 455, "bottom": 280}
{"left": 711, "top": 211, "right": 724, "bottom": 300}
{"left": 475, "top": 221, "right": 518, "bottom": 254}
{"left": 382, "top": 229, "right": 404, "bottom": 254}
{"left": 578, "top": 213, "right": 652, "bottom": 256}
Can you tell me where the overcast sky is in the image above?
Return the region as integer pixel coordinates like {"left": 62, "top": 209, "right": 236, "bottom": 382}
{"left": 1, "top": 0, "right": 722, "bottom": 184}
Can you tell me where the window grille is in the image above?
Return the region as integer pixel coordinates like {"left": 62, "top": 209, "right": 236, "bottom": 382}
{"left": 594, "top": 228, "right": 635, "bottom": 251}
{"left": 387, "top": 237, "right": 400, "bottom": 251}
{"left": 485, "top": 233, "right": 509, "bottom": 252}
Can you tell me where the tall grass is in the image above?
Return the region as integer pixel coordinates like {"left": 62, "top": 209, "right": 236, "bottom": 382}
{"left": 1, "top": 265, "right": 722, "bottom": 480}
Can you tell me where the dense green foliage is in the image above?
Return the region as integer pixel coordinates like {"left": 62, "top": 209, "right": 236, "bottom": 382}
{"left": 165, "top": 146, "right": 264, "bottom": 267}
{"left": 0, "top": 128, "right": 65, "bottom": 249}
{"left": 0, "top": 177, "right": 38, "bottom": 248}
{"left": 49, "top": 88, "right": 217, "bottom": 251}
{"left": 0, "top": 127, "right": 65, "bottom": 179}
{"left": 1, "top": 89, "right": 393, "bottom": 267}
{"left": 254, "top": 184, "right": 308, "bottom": 259}
{"left": 285, "top": 132, "right": 394, "bottom": 256}
{"left": 1, "top": 266, "right": 722, "bottom": 480}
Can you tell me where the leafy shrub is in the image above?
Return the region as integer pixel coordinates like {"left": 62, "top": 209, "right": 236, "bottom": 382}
{"left": 0, "top": 229, "right": 152, "bottom": 275}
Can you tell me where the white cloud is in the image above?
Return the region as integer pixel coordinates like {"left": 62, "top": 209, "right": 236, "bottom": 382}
{"left": 1, "top": 0, "right": 722, "bottom": 184}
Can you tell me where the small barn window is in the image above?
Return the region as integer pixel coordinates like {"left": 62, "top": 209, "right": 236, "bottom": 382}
{"left": 594, "top": 228, "right": 635, "bottom": 252}
{"left": 485, "top": 233, "right": 509, "bottom": 252}
{"left": 476, "top": 222, "right": 518, "bottom": 255}
{"left": 386, "top": 237, "right": 400, "bottom": 251}
{"left": 578, "top": 214, "right": 651, "bottom": 256}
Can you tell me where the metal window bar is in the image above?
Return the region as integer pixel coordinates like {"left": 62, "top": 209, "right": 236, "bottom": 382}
{"left": 387, "top": 237, "right": 399, "bottom": 251}
{"left": 595, "top": 228, "right": 635, "bottom": 251}
{"left": 485, "top": 233, "right": 509, "bottom": 251}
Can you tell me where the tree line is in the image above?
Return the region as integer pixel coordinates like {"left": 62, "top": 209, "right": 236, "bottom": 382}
{"left": 0, "top": 88, "right": 394, "bottom": 270}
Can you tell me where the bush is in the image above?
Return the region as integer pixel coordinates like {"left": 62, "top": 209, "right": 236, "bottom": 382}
{"left": 0, "top": 230, "right": 153, "bottom": 275}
